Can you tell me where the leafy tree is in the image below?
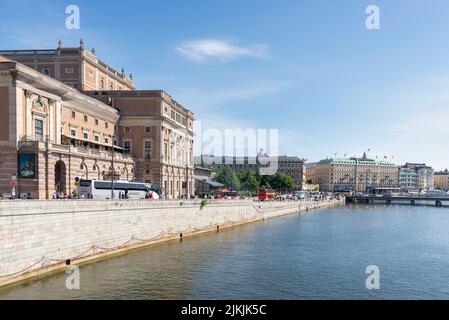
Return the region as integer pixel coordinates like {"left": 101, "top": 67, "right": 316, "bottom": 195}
{"left": 237, "top": 169, "right": 260, "bottom": 194}
{"left": 214, "top": 166, "right": 240, "bottom": 191}
{"left": 268, "top": 172, "right": 295, "bottom": 192}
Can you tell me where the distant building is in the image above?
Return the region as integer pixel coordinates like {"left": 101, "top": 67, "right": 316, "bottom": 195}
{"left": 276, "top": 156, "right": 305, "bottom": 191}
{"left": 194, "top": 166, "right": 224, "bottom": 195}
{"left": 314, "top": 153, "right": 399, "bottom": 192}
{"left": 399, "top": 163, "right": 434, "bottom": 191}
{"left": 305, "top": 162, "right": 318, "bottom": 184}
{"left": 434, "top": 169, "right": 449, "bottom": 191}
{"left": 195, "top": 151, "right": 306, "bottom": 190}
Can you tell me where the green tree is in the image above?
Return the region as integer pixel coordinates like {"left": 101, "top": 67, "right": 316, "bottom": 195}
{"left": 214, "top": 166, "right": 240, "bottom": 191}
{"left": 268, "top": 172, "right": 295, "bottom": 192}
{"left": 237, "top": 169, "right": 260, "bottom": 194}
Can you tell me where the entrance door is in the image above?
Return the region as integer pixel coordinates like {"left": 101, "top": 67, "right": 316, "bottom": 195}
{"left": 55, "top": 160, "right": 67, "bottom": 194}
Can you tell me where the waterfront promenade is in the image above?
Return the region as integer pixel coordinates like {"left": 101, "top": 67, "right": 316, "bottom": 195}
{"left": 0, "top": 198, "right": 343, "bottom": 288}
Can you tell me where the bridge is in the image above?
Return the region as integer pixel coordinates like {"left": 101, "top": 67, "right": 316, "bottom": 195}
{"left": 346, "top": 195, "right": 449, "bottom": 207}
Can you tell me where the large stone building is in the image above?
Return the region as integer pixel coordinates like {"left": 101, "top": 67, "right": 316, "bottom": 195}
{"left": 86, "top": 90, "right": 195, "bottom": 198}
{"left": 0, "top": 41, "right": 194, "bottom": 199}
{"left": 0, "top": 40, "right": 134, "bottom": 91}
{"left": 434, "top": 170, "right": 449, "bottom": 191}
{"left": 0, "top": 56, "right": 134, "bottom": 199}
{"left": 195, "top": 152, "right": 306, "bottom": 190}
{"left": 398, "top": 163, "right": 434, "bottom": 192}
{"left": 314, "top": 153, "right": 399, "bottom": 192}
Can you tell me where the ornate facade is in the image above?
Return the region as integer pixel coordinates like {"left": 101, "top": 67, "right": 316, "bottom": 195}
{"left": 87, "top": 90, "right": 195, "bottom": 198}
{"left": 0, "top": 57, "right": 134, "bottom": 199}
{"left": 0, "top": 40, "right": 134, "bottom": 91}
{"left": 314, "top": 153, "right": 399, "bottom": 192}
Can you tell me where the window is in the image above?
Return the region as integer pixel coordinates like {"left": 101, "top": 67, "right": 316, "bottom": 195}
{"left": 125, "top": 126, "right": 130, "bottom": 133}
{"left": 42, "top": 68, "right": 50, "bottom": 76}
{"left": 84, "top": 115, "right": 88, "bottom": 122}
{"left": 100, "top": 79, "right": 105, "bottom": 89}
{"left": 65, "top": 67, "right": 74, "bottom": 74}
{"left": 83, "top": 131, "right": 88, "bottom": 140}
{"left": 71, "top": 129, "right": 76, "bottom": 137}
{"left": 105, "top": 122, "right": 109, "bottom": 129}
{"left": 164, "top": 142, "right": 168, "bottom": 160}
{"left": 95, "top": 119, "right": 99, "bottom": 126}
{"left": 124, "top": 141, "right": 131, "bottom": 155}
{"left": 105, "top": 138, "right": 109, "bottom": 144}
{"left": 35, "top": 119, "right": 43, "bottom": 141}
{"left": 71, "top": 111, "right": 76, "bottom": 118}
{"left": 144, "top": 141, "right": 152, "bottom": 159}
{"left": 94, "top": 134, "right": 99, "bottom": 142}
{"left": 144, "top": 126, "right": 151, "bottom": 133}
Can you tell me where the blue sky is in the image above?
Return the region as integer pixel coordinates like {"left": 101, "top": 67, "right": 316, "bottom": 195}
{"left": 0, "top": 0, "right": 448, "bottom": 169}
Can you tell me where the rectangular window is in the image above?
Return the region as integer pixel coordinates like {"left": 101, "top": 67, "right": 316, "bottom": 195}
{"left": 104, "top": 137, "right": 109, "bottom": 144}
{"left": 84, "top": 115, "right": 88, "bottom": 122}
{"left": 105, "top": 122, "right": 109, "bottom": 129}
{"left": 144, "top": 141, "right": 152, "bottom": 159}
{"left": 125, "top": 126, "right": 130, "bottom": 133}
{"left": 95, "top": 119, "right": 99, "bottom": 126}
{"left": 144, "top": 126, "right": 151, "bottom": 133}
{"left": 94, "top": 134, "right": 99, "bottom": 142}
{"left": 70, "top": 129, "right": 76, "bottom": 137}
{"left": 164, "top": 142, "right": 168, "bottom": 160}
{"left": 83, "top": 132, "right": 88, "bottom": 140}
{"left": 71, "top": 111, "right": 76, "bottom": 118}
{"left": 124, "top": 141, "right": 131, "bottom": 155}
{"left": 35, "top": 119, "right": 43, "bottom": 141}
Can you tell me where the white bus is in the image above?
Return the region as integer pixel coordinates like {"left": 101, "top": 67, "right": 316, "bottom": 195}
{"left": 77, "top": 180, "right": 160, "bottom": 200}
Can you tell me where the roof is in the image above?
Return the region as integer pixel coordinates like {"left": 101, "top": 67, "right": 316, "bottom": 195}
{"left": 196, "top": 177, "right": 224, "bottom": 188}
{"left": 0, "top": 55, "right": 12, "bottom": 62}
{"left": 318, "top": 157, "right": 396, "bottom": 167}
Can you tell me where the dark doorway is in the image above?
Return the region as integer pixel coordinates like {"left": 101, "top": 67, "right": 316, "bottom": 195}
{"left": 55, "top": 160, "right": 67, "bottom": 194}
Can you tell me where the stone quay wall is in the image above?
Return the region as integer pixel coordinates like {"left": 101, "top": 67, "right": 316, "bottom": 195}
{"left": 0, "top": 198, "right": 344, "bottom": 287}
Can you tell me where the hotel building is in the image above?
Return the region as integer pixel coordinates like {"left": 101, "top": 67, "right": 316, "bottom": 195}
{"left": 0, "top": 41, "right": 194, "bottom": 199}
{"left": 314, "top": 153, "right": 399, "bottom": 192}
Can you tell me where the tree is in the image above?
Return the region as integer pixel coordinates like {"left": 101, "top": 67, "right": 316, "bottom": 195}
{"left": 268, "top": 172, "right": 295, "bottom": 192}
{"left": 214, "top": 166, "right": 240, "bottom": 191}
{"left": 237, "top": 169, "right": 260, "bottom": 194}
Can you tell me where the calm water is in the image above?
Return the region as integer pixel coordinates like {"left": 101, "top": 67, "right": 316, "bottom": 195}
{"left": 1, "top": 204, "right": 449, "bottom": 300}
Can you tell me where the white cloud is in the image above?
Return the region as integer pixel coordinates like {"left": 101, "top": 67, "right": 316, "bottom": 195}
{"left": 176, "top": 39, "right": 268, "bottom": 62}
